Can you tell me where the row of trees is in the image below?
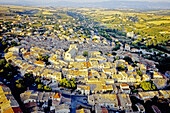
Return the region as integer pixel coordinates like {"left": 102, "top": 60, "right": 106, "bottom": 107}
{"left": 140, "top": 81, "right": 156, "bottom": 91}
{"left": 60, "top": 78, "right": 76, "bottom": 89}
{"left": 1, "top": 39, "right": 21, "bottom": 53}
{"left": 0, "top": 59, "right": 18, "bottom": 79}
{"left": 15, "top": 73, "right": 52, "bottom": 91}
{"left": 83, "top": 51, "right": 88, "bottom": 57}
{"left": 112, "top": 44, "right": 121, "bottom": 51}
{"left": 36, "top": 54, "right": 50, "bottom": 65}
{"left": 117, "top": 64, "right": 126, "bottom": 71}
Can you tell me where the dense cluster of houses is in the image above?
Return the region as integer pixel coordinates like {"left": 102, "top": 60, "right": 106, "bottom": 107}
{"left": 88, "top": 93, "right": 132, "bottom": 112}
{"left": 138, "top": 90, "right": 170, "bottom": 102}
{"left": 20, "top": 90, "right": 71, "bottom": 113}
{"left": 5, "top": 43, "right": 161, "bottom": 86}
{"left": 0, "top": 82, "right": 22, "bottom": 113}
{"left": 4, "top": 39, "right": 168, "bottom": 112}
{"left": 1, "top": 12, "right": 169, "bottom": 113}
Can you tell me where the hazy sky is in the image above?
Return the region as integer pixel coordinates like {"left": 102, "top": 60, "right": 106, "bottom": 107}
{"left": 0, "top": 0, "right": 170, "bottom": 3}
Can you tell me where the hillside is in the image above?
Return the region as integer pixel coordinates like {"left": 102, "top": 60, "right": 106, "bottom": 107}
{"left": 75, "top": 8, "right": 170, "bottom": 51}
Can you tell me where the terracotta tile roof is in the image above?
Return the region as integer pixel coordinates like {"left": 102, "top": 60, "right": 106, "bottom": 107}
{"left": 88, "top": 72, "right": 92, "bottom": 77}
{"left": 101, "top": 107, "right": 108, "bottom": 113}
{"left": 87, "top": 62, "right": 92, "bottom": 68}
{"left": 3, "top": 107, "right": 14, "bottom": 113}
{"left": 24, "top": 52, "right": 31, "bottom": 56}
{"left": 120, "top": 83, "right": 129, "bottom": 87}
{"left": 12, "top": 107, "right": 22, "bottom": 113}
{"left": 53, "top": 93, "right": 61, "bottom": 99}
{"left": 34, "top": 61, "right": 45, "bottom": 66}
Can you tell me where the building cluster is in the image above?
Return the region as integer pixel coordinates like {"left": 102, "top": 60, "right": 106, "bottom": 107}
{"left": 1, "top": 11, "right": 169, "bottom": 113}
{"left": 20, "top": 90, "right": 71, "bottom": 113}
{"left": 138, "top": 90, "right": 170, "bottom": 102}
{"left": 0, "top": 82, "right": 22, "bottom": 113}
{"left": 4, "top": 39, "right": 168, "bottom": 112}
{"left": 88, "top": 93, "right": 132, "bottom": 112}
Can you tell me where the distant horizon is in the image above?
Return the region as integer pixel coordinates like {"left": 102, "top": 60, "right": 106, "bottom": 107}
{"left": 0, "top": 0, "right": 170, "bottom": 9}
{"left": 1, "top": 0, "right": 170, "bottom": 3}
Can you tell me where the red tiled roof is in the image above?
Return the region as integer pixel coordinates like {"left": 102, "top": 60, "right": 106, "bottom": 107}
{"left": 54, "top": 93, "right": 61, "bottom": 99}
{"left": 101, "top": 107, "right": 108, "bottom": 113}
{"left": 12, "top": 107, "right": 22, "bottom": 113}
{"left": 24, "top": 52, "right": 31, "bottom": 56}
{"left": 25, "top": 102, "right": 37, "bottom": 108}
{"left": 0, "top": 84, "right": 7, "bottom": 87}
{"left": 120, "top": 83, "right": 129, "bottom": 87}
{"left": 3, "top": 108, "right": 14, "bottom": 113}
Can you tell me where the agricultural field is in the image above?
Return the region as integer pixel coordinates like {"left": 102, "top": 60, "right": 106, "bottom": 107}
{"left": 0, "top": 5, "right": 169, "bottom": 50}
{"left": 76, "top": 8, "right": 170, "bottom": 47}
{"left": 0, "top": 5, "right": 73, "bottom": 22}
{"left": 147, "top": 20, "right": 170, "bottom": 25}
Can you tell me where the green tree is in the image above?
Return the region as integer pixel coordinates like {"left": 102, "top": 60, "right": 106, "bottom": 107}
{"left": 123, "top": 56, "right": 133, "bottom": 64}
{"left": 157, "top": 57, "right": 170, "bottom": 73}
{"left": 24, "top": 73, "right": 33, "bottom": 78}
{"left": 60, "top": 78, "right": 67, "bottom": 87}
{"left": 35, "top": 78, "right": 41, "bottom": 83}
{"left": 38, "top": 84, "right": 44, "bottom": 90}
{"left": 140, "top": 81, "right": 156, "bottom": 91}
{"left": 18, "top": 43, "right": 21, "bottom": 46}
{"left": 112, "top": 44, "right": 120, "bottom": 51}
{"left": 93, "top": 38, "right": 97, "bottom": 40}
{"left": 137, "top": 70, "right": 142, "bottom": 76}
{"left": 105, "top": 53, "right": 108, "bottom": 56}
{"left": 0, "top": 69, "right": 4, "bottom": 73}
{"left": 11, "top": 41, "right": 17, "bottom": 46}
{"left": 83, "top": 51, "right": 88, "bottom": 57}
{"left": 0, "top": 59, "right": 6, "bottom": 67}
{"left": 44, "top": 85, "right": 51, "bottom": 91}
{"left": 4, "top": 47, "right": 9, "bottom": 53}
{"left": 99, "top": 51, "right": 103, "bottom": 55}
{"left": 77, "top": 31, "right": 81, "bottom": 34}
{"left": 70, "top": 78, "right": 76, "bottom": 88}
{"left": 66, "top": 82, "right": 71, "bottom": 88}
{"left": 37, "top": 54, "right": 50, "bottom": 65}
{"left": 24, "top": 73, "right": 35, "bottom": 85}
{"left": 112, "top": 52, "right": 117, "bottom": 56}
{"left": 132, "top": 63, "right": 137, "bottom": 67}
{"left": 70, "top": 81, "right": 76, "bottom": 88}
{"left": 117, "top": 64, "right": 125, "bottom": 71}
{"left": 5, "top": 63, "right": 13, "bottom": 70}
{"left": 1, "top": 40, "right": 7, "bottom": 47}
{"left": 15, "top": 79, "right": 25, "bottom": 89}
{"left": 60, "top": 78, "right": 76, "bottom": 89}
{"left": 115, "top": 57, "right": 119, "bottom": 60}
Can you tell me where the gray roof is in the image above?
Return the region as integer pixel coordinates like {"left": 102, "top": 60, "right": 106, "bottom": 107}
{"left": 87, "top": 84, "right": 97, "bottom": 91}
{"left": 29, "top": 95, "right": 37, "bottom": 100}
{"left": 2, "top": 86, "right": 11, "bottom": 92}
{"left": 55, "top": 104, "right": 70, "bottom": 111}
{"left": 5, "top": 94, "right": 19, "bottom": 107}
{"left": 68, "top": 48, "right": 77, "bottom": 58}
{"left": 37, "top": 92, "right": 44, "bottom": 101}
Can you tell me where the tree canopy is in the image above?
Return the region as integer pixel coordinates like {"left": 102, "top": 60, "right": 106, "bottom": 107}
{"left": 60, "top": 78, "right": 76, "bottom": 89}
{"left": 83, "top": 51, "right": 88, "bottom": 57}
{"left": 117, "top": 64, "right": 126, "bottom": 71}
{"left": 37, "top": 54, "right": 50, "bottom": 65}
{"left": 123, "top": 56, "right": 133, "bottom": 64}
{"left": 137, "top": 70, "right": 142, "bottom": 76}
{"left": 15, "top": 79, "right": 26, "bottom": 89}
{"left": 140, "top": 81, "right": 156, "bottom": 91}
